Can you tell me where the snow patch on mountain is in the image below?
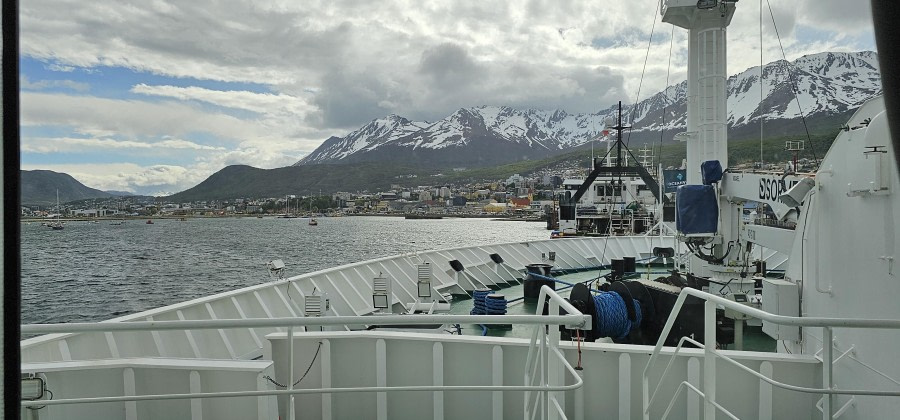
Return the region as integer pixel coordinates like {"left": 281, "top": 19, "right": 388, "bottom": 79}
{"left": 297, "top": 51, "right": 881, "bottom": 166}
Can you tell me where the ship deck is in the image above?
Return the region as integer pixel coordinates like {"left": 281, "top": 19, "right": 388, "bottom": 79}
{"left": 449, "top": 268, "right": 776, "bottom": 352}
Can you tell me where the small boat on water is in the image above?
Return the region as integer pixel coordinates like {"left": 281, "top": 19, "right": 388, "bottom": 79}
{"left": 405, "top": 213, "right": 443, "bottom": 220}
{"left": 308, "top": 200, "right": 319, "bottom": 225}
{"left": 47, "top": 189, "right": 64, "bottom": 230}
{"left": 146, "top": 219, "right": 154, "bottom": 224}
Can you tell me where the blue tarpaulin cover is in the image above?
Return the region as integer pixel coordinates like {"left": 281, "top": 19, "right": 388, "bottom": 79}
{"left": 701, "top": 160, "right": 723, "bottom": 185}
{"left": 676, "top": 185, "right": 718, "bottom": 235}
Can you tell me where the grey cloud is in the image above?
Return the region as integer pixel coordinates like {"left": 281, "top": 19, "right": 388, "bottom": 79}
{"left": 309, "top": 41, "right": 627, "bottom": 127}
{"left": 311, "top": 70, "right": 405, "bottom": 128}
{"left": 20, "top": 75, "right": 90, "bottom": 92}
{"left": 20, "top": 0, "right": 873, "bottom": 134}
{"left": 418, "top": 43, "right": 484, "bottom": 87}
{"left": 796, "top": 0, "right": 872, "bottom": 34}
{"left": 22, "top": 1, "right": 353, "bottom": 81}
{"left": 21, "top": 92, "right": 253, "bottom": 141}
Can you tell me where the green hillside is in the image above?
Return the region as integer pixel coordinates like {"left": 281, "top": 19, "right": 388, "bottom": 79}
{"left": 21, "top": 170, "right": 113, "bottom": 206}
{"left": 168, "top": 127, "right": 842, "bottom": 201}
{"left": 168, "top": 163, "right": 432, "bottom": 202}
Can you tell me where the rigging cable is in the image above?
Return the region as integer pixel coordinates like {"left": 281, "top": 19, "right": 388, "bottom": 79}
{"left": 264, "top": 341, "right": 324, "bottom": 388}
{"left": 660, "top": 24, "right": 676, "bottom": 162}
{"left": 765, "top": 0, "right": 819, "bottom": 165}
{"left": 626, "top": 1, "right": 660, "bottom": 148}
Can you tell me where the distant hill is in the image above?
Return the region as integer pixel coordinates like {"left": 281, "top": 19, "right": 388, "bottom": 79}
{"left": 168, "top": 128, "right": 837, "bottom": 201}
{"left": 104, "top": 190, "right": 134, "bottom": 196}
{"left": 21, "top": 170, "right": 113, "bottom": 206}
{"left": 167, "top": 163, "right": 429, "bottom": 202}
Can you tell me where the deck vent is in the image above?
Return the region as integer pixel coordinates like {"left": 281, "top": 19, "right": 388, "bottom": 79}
{"left": 305, "top": 295, "right": 323, "bottom": 317}
{"left": 372, "top": 274, "right": 392, "bottom": 309}
{"left": 417, "top": 263, "right": 432, "bottom": 298}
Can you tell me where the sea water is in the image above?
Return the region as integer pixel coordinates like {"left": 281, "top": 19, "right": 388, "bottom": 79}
{"left": 21, "top": 216, "right": 548, "bottom": 324}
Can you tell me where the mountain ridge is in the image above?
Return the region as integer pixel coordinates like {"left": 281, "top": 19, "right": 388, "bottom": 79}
{"left": 21, "top": 170, "right": 114, "bottom": 206}
{"left": 297, "top": 51, "right": 880, "bottom": 167}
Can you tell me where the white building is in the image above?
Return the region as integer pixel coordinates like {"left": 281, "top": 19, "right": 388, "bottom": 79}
{"left": 506, "top": 173, "right": 524, "bottom": 185}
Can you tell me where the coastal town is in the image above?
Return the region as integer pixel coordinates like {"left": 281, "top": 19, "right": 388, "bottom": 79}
{"left": 22, "top": 171, "right": 568, "bottom": 220}
{"left": 22, "top": 154, "right": 816, "bottom": 223}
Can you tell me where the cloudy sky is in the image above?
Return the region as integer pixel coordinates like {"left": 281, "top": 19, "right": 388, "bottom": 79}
{"left": 20, "top": 0, "right": 875, "bottom": 195}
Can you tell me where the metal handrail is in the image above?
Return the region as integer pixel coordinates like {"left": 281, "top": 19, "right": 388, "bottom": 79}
{"left": 646, "top": 335, "right": 704, "bottom": 410}
{"left": 660, "top": 381, "right": 739, "bottom": 420}
{"left": 641, "top": 287, "right": 900, "bottom": 420}
{"left": 22, "top": 313, "right": 589, "bottom": 335}
{"left": 712, "top": 348, "right": 900, "bottom": 396}
{"left": 523, "top": 285, "right": 589, "bottom": 420}
{"left": 21, "top": 287, "right": 589, "bottom": 420}
{"left": 21, "top": 376, "right": 585, "bottom": 408}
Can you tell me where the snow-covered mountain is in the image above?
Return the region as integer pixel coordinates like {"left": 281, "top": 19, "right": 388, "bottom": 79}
{"left": 297, "top": 51, "right": 881, "bottom": 167}
{"left": 627, "top": 51, "right": 881, "bottom": 137}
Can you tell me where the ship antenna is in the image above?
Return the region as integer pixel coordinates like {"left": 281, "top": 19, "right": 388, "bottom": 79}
{"left": 764, "top": 0, "right": 819, "bottom": 166}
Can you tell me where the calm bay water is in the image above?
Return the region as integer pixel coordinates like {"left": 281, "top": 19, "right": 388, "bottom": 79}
{"left": 22, "top": 216, "right": 548, "bottom": 325}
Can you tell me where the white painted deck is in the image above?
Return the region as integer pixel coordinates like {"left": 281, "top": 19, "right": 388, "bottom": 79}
{"left": 22, "top": 236, "right": 787, "bottom": 364}
{"left": 20, "top": 236, "right": 797, "bottom": 419}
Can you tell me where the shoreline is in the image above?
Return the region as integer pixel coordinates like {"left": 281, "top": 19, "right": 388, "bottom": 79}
{"left": 21, "top": 214, "right": 546, "bottom": 223}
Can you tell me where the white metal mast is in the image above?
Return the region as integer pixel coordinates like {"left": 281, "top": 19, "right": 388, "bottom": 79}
{"left": 662, "top": 0, "right": 735, "bottom": 185}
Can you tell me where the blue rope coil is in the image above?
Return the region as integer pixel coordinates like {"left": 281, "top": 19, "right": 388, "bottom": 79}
{"left": 484, "top": 294, "right": 508, "bottom": 315}
{"left": 522, "top": 272, "right": 643, "bottom": 339}
{"left": 593, "top": 292, "right": 642, "bottom": 339}
{"left": 471, "top": 289, "right": 492, "bottom": 315}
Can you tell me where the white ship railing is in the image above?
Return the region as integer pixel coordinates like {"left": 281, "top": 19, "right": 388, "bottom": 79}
{"left": 641, "top": 287, "right": 900, "bottom": 420}
{"left": 524, "top": 286, "right": 591, "bottom": 420}
{"left": 21, "top": 287, "right": 590, "bottom": 420}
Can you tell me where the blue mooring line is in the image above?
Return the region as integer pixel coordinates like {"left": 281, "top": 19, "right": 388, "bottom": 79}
{"left": 470, "top": 290, "right": 491, "bottom": 315}
{"left": 523, "top": 273, "right": 642, "bottom": 338}
{"left": 484, "top": 295, "right": 508, "bottom": 315}
{"left": 593, "top": 292, "right": 641, "bottom": 339}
